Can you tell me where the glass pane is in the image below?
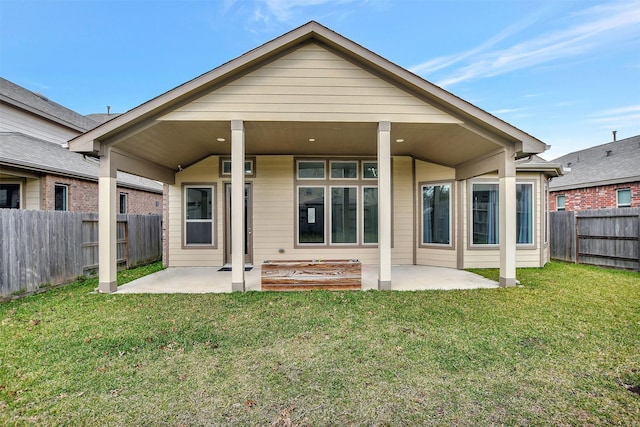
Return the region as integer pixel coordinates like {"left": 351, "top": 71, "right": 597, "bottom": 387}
{"left": 472, "top": 183, "right": 499, "bottom": 244}
{"left": 331, "top": 161, "right": 358, "bottom": 179}
{"left": 557, "top": 195, "right": 565, "bottom": 210}
{"left": 363, "top": 162, "right": 378, "bottom": 179}
{"left": 222, "top": 161, "right": 231, "bottom": 175}
{"left": 244, "top": 160, "right": 253, "bottom": 175}
{"left": 331, "top": 187, "right": 357, "bottom": 244}
{"left": 363, "top": 187, "right": 378, "bottom": 244}
{"left": 186, "top": 222, "right": 212, "bottom": 245}
{"left": 516, "top": 184, "right": 533, "bottom": 244}
{"left": 55, "top": 186, "right": 67, "bottom": 211}
{"left": 0, "top": 184, "right": 20, "bottom": 209}
{"left": 298, "top": 187, "right": 325, "bottom": 243}
{"left": 186, "top": 188, "right": 212, "bottom": 220}
{"left": 298, "top": 161, "right": 325, "bottom": 179}
{"left": 423, "top": 184, "right": 450, "bottom": 244}
{"left": 618, "top": 189, "right": 631, "bottom": 206}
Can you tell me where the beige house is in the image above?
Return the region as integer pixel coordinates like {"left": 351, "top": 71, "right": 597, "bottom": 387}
{"left": 69, "top": 22, "right": 562, "bottom": 293}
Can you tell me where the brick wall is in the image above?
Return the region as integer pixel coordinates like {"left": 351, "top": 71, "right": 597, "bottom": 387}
{"left": 41, "top": 174, "right": 162, "bottom": 214}
{"left": 550, "top": 181, "right": 640, "bottom": 211}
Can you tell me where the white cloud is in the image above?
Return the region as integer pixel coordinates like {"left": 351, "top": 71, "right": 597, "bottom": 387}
{"left": 413, "top": 0, "right": 640, "bottom": 87}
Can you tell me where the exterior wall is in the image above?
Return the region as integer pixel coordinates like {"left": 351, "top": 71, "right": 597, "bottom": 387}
{"left": 167, "top": 155, "right": 416, "bottom": 268}
{"left": 462, "top": 172, "right": 547, "bottom": 269}
{"left": 162, "top": 44, "right": 459, "bottom": 124}
{"left": 414, "top": 159, "right": 458, "bottom": 268}
{"left": 24, "top": 178, "right": 41, "bottom": 209}
{"left": 549, "top": 182, "right": 640, "bottom": 211}
{"left": 40, "top": 174, "right": 162, "bottom": 213}
{"left": 0, "top": 104, "right": 78, "bottom": 146}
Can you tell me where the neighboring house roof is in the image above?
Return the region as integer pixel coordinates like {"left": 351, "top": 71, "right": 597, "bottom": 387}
{"left": 549, "top": 135, "right": 640, "bottom": 191}
{"left": 86, "top": 113, "right": 121, "bottom": 125}
{"left": 0, "top": 77, "right": 98, "bottom": 132}
{"left": 70, "top": 21, "right": 548, "bottom": 162}
{"left": 515, "top": 155, "right": 564, "bottom": 177}
{"left": 0, "top": 132, "right": 163, "bottom": 193}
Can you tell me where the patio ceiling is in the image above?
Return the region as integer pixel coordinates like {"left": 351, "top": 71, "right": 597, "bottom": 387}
{"left": 110, "top": 119, "right": 501, "bottom": 171}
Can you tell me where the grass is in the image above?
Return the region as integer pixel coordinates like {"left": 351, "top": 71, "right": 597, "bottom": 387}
{"left": 1, "top": 261, "right": 638, "bottom": 426}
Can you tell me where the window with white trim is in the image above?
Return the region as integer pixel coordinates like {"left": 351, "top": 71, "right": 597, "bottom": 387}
{"left": 184, "top": 185, "right": 214, "bottom": 246}
{"left": 516, "top": 183, "right": 534, "bottom": 245}
{"left": 421, "top": 183, "right": 451, "bottom": 245}
{"left": 0, "top": 183, "right": 20, "bottom": 208}
{"left": 331, "top": 186, "right": 358, "bottom": 244}
{"left": 119, "top": 192, "right": 128, "bottom": 214}
{"left": 471, "top": 183, "right": 499, "bottom": 245}
{"left": 617, "top": 188, "right": 631, "bottom": 207}
{"left": 54, "top": 184, "right": 68, "bottom": 211}
{"left": 556, "top": 195, "right": 566, "bottom": 211}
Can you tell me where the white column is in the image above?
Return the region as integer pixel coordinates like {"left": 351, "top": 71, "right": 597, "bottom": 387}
{"left": 499, "top": 148, "right": 517, "bottom": 287}
{"left": 377, "top": 121, "right": 392, "bottom": 290}
{"left": 98, "top": 147, "right": 118, "bottom": 293}
{"left": 231, "top": 120, "right": 245, "bottom": 292}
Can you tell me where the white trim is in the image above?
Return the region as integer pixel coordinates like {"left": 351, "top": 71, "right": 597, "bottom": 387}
{"left": 329, "top": 185, "right": 359, "bottom": 245}
{"left": 515, "top": 181, "right": 536, "bottom": 247}
{"left": 469, "top": 180, "right": 500, "bottom": 248}
{"left": 556, "top": 194, "right": 566, "bottom": 211}
{"left": 329, "top": 160, "right": 358, "bottom": 180}
{"left": 616, "top": 188, "right": 631, "bottom": 207}
{"left": 297, "top": 160, "right": 326, "bottom": 180}
{"left": 362, "top": 161, "right": 378, "bottom": 180}
{"left": 420, "top": 182, "right": 453, "bottom": 247}
{"left": 183, "top": 185, "right": 215, "bottom": 247}
{"left": 362, "top": 185, "right": 378, "bottom": 245}
{"left": 296, "top": 185, "right": 327, "bottom": 245}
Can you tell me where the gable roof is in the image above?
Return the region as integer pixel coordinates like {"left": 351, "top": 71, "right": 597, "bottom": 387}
{"left": 516, "top": 154, "right": 564, "bottom": 177}
{"left": 549, "top": 135, "right": 640, "bottom": 191}
{"left": 0, "top": 77, "right": 98, "bottom": 133}
{"left": 69, "top": 21, "right": 548, "bottom": 158}
{"left": 0, "top": 132, "right": 162, "bottom": 193}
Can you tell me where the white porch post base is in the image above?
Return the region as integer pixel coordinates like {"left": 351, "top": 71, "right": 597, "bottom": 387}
{"left": 377, "top": 121, "right": 392, "bottom": 290}
{"left": 98, "top": 149, "right": 118, "bottom": 293}
{"left": 231, "top": 119, "right": 245, "bottom": 292}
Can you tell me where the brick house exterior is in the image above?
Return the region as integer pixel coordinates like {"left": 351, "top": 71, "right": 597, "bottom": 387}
{"left": 549, "top": 135, "right": 640, "bottom": 212}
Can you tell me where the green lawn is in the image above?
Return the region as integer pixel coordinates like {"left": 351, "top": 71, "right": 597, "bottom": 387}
{"left": 1, "top": 261, "right": 638, "bottom": 426}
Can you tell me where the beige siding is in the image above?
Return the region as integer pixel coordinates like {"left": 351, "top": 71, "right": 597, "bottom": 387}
{"left": 25, "top": 178, "right": 41, "bottom": 209}
{"left": 167, "top": 156, "right": 224, "bottom": 267}
{"left": 392, "top": 157, "right": 413, "bottom": 264}
{"left": 161, "top": 44, "right": 460, "bottom": 124}
{"left": 414, "top": 159, "right": 457, "bottom": 268}
{"left": 0, "top": 104, "right": 79, "bottom": 146}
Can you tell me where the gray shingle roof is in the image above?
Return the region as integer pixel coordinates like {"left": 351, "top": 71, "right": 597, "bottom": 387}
{"left": 549, "top": 135, "right": 640, "bottom": 191}
{"left": 85, "top": 113, "right": 121, "bottom": 125}
{"left": 0, "top": 77, "right": 98, "bottom": 132}
{"left": 0, "top": 132, "right": 162, "bottom": 193}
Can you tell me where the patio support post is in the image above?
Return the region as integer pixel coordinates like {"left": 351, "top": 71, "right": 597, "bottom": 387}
{"left": 231, "top": 119, "right": 245, "bottom": 292}
{"left": 499, "top": 147, "right": 517, "bottom": 287}
{"left": 377, "top": 121, "right": 392, "bottom": 290}
{"left": 98, "top": 146, "right": 118, "bottom": 293}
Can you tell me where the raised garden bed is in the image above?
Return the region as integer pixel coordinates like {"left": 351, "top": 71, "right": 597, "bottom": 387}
{"left": 261, "top": 259, "right": 362, "bottom": 291}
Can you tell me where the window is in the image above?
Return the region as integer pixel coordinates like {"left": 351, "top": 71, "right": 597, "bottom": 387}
{"left": 330, "top": 161, "right": 358, "bottom": 179}
{"left": 54, "top": 184, "right": 68, "bottom": 211}
{"left": 362, "top": 187, "right": 378, "bottom": 244}
{"left": 297, "top": 161, "right": 326, "bottom": 179}
{"left": 617, "top": 189, "right": 631, "bottom": 207}
{"left": 422, "top": 183, "right": 451, "bottom": 245}
{"left": 516, "top": 183, "right": 534, "bottom": 245}
{"left": 184, "top": 186, "right": 214, "bottom": 246}
{"left": 221, "top": 159, "right": 254, "bottom": 176}
{"left": 119, "top": 193, "right": 128, "bottom": 214}
{"left": 296, "top": 158, "right": 377, "bottom": 246}
{"left": 472, "top": 183, "right": 499, "bottom": 245}
{"left": 556, "top": 195, "right": 565, "bottom": 211}
{"left": 0, "top": 183, "right": 20, "bottom": 208}
{"left": 362, "top": 161, "right": 378, "bottom": 179}
{"left": 544, "top": 182, "right": 549, "bottom": 244}
{"left": 298, "top": 187, "right": 325, "bottom": 244}
{"left": 331, "top": 187, "right": 358, "bottom": 244}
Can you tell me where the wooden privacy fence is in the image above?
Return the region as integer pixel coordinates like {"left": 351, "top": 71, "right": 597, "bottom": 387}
{"left": 550, "top": 208, "right": 640, "bottom": 270}
{"left": 0, "top": 210, "right": 162, "bottom": 296}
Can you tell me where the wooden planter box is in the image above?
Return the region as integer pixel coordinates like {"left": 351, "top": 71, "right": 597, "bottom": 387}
{"left": 261, "top": 259, "right": 362, "bottom": 291}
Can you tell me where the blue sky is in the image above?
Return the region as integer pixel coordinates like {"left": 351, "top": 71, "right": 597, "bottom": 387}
{"left": 1, "top": 0, "right": 639, "bottom": 159}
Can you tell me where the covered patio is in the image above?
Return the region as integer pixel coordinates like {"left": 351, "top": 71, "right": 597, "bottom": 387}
{"left": 115, "top": 264, "right": 498, "bottom": 294}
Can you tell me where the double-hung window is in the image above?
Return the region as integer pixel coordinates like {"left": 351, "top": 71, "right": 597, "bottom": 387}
{"left": 54, "top": 184, "right": 68, "bottom": 211}
{"left": 421, "top": 183, "right": 451, "bottom": 245}
{"left": 556, "top": 195, "right": 566, "bottom": 211}
{"left": 184, "top": 185, "right": 215, "bottom": 246}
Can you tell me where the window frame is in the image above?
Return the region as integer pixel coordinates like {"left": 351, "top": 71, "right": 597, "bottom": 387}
{"left": 616, "top": 188, "right": 631, "bottom": 207}
{"left": 219, "top": 157, "right": 256, "bottom": 177}
{"left": 556, "top": 195, "right": 566, "bottom": 211}
{"left": 362, "top": 186, "right": 378, "bottom": 245}
{"left": 544, "top": 182, "right": 549, "bottom": 244}
{"left": 469, "top": 181, "right": 500, "bottom": 248}
{"left": 329, "top": 160, "right": 359, "bottom": 180}
{"left": 296, "top": 160, "right": 326, "bottom": 180}
{"left": 362, "top": 161, "right": 378, "bottom": 180}
{"left": 119, "top": 192, "right": 128, "bottom": 214}
{"left": 0, "top": 182, "right": 22, "bottom": 209}
{"left": 516, "top": 181, "right": 536, "bottom": 247}
{"left": 296, "top": 185, "right": 327, "bottom": 246}
{"left": 54, "top": 184, "right": 68, "bottom": 211}
{"left": 329, "top": 185, "right": 359, "bottom": 245}
{"left": 182, "top": 184, "right": 216, "bottom": 248}
{"left": 420, "top": 181, "right": 454, "bottom": 248}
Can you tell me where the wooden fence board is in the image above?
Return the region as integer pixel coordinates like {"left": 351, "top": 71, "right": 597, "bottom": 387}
{"left": 550, "top": 211, "right": 576, "bottom": 262}
{"left": 0, "top": 211, "right": 162, "bottom": 296}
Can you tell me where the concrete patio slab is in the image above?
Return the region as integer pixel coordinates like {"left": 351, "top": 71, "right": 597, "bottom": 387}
{"left": 115, "top": 265, "right": 498, "bottom": 293}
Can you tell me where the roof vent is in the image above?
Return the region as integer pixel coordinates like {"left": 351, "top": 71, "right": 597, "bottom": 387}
{"left": 567, "top": 162, "right": 572, "bottom": 167}
{"left": 606, "top": 150, "right": 613, "bottom": 157}
{"left": 612, "top": 130, "right": 617, "bottom": 142}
